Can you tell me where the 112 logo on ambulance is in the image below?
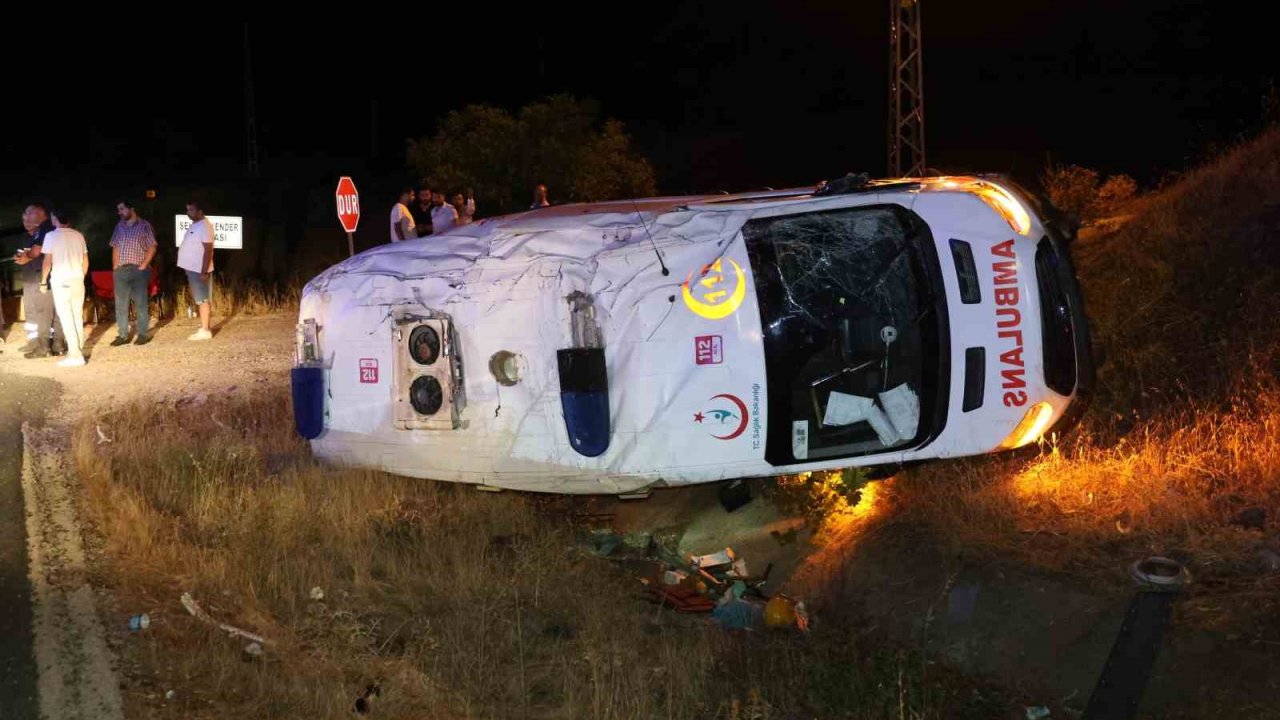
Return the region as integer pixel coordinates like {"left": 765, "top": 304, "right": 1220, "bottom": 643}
{"left": 682, "top": 257, "right": 747, "bottom": 320}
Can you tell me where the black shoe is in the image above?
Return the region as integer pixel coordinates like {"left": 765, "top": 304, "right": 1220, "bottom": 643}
{"left": 134, "top": 334, "right": 153, "bottom": 346}
{"left": 24, "top": 346, "right": 50, "bottom": 359}
{"left": 110, "top": 336, "right": 132, "bottom": 347}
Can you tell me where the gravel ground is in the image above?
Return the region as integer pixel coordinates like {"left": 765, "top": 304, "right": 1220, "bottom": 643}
{"left": 1, "top": 312, "right": 297, "bottom": 421}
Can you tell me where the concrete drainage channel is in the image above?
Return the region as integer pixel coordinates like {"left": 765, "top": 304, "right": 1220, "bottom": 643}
{"left": 20, "top": 422, "right": 123, "bottom": 720}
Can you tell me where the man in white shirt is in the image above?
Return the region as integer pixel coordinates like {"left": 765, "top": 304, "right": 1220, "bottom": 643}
{"left": 177, "top": 199, "right": 216, "bottom": 341}
{"left": 430, "top": 190, "right": 458, "bottom": 235}
{"left": 39, "top": 207, "right": 89, "bottom": 367}
{"left": 390, "top": 186, "right": 416, "bottom": 242}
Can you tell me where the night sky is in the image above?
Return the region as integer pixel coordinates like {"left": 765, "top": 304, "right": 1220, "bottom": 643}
{"left": 3, "top": 2, "right": 1274, "bottom": 196}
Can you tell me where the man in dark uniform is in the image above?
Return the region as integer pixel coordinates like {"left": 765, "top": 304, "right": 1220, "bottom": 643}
{"left": 13, "top": 202, "right": 64, "bottom": 358}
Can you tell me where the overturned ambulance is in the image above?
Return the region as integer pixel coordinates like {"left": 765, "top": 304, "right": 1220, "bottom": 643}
{"left": 292, "top": 175, "right": 1093, "bottom": 494}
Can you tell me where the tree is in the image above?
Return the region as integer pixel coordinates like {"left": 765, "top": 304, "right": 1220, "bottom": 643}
{"left": 406, "top": 96, "right": 657, "bottom": 216}
{"left": 1041, "top": 163, "right": 1138, "bottom": 223}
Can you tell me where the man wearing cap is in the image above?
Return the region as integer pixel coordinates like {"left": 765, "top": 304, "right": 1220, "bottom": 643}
{"left": 109, "top": 199, "right": 158, "bottom": 346}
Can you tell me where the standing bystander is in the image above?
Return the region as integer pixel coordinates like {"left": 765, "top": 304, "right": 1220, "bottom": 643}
{"left": 451, "top": 189, "right": 476, "bottom": 226}
{"left": 390, "top": 186, "right": 416, "bottom": 242}
{"left": 177, "top": 199, "right": 215, "bottom": 341}
{"left": 415, "top": 183, "right": 434, "bottom": 237}
{"left": 430, "top": 190, "right": 458, "bottom": 235}
{"left": 530, "top": 183, "right": 550, "bottom": 209}
{"left": 14, "top": 203, "right": 65, "bottom": 358}
{"left": 39, "top": 207, "right": 89, "bottom": 367}
{"left": 108, "top": 199, "right": 158, "bottom": 346}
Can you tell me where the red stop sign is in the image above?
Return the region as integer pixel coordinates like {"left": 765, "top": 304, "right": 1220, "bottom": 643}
{"left": 335, "top": 176, "right": 360, "bottom": 233}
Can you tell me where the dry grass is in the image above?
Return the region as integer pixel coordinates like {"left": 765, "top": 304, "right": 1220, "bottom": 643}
{"left": 1074, "top": 125, "right": 1280, "bottom": 414}
{"left": 74, "top": 391, "right": 1006, "bottom": 719}
{"left": 891, "top": 381, "right": 1280, "bottom": 579}
{"left": 162, "top": 276, "right": 302, "bottom": 320}
{"left": 877, "top": 128, "right": 1280, "bottom": 620}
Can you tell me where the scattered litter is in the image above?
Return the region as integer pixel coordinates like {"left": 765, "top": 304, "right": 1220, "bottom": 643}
{"left": 662, "top": 570, "right": 688, "bottom": 585}
{"left": 353, "top": 683, "right": 381, "bottom": 714}
{"left": 128, "top": 613, "right": 150, "bottom": 632}
{"left": 96, "top": 425, "right": 113, "bottom": 445}
{"left": 1115, "top": 511, "right": 1133, "bottom": 535}
{"left": 309, "top": 586, "right": 325, "bottom": 601}
{"left": 643, "top": 585, "right": 716, "bottom": 613}
{"left": 585, "top": 530, "right": 624, "bottom": 557}
{"left": 1025, "top": 706, "right": 1051, "bottom": 720}
{"left": 764, "top": 595, "right": 798, "bottom": 629}
{"left": 180, "top": 592, "right": 270, "bottom": 645}
{"left": 242, "top": 642, "right": 264, "bottom": 661}
{"left": 164, "top": 690, "right": 176, "bottom": 702}
{"left": 1128, "top": 557, "right": 1191, "bottom": 589}
{"left": 727, "top": 581, "right": 748, "bottom": 601}
{"left": 712, "top": 598, "right": 763, "bottom": 630}
{"left": 580, "top": 527, "right": 805, "bottom": 632}
{"left": 689, "top": 548, "right": 737, "bottom": 568}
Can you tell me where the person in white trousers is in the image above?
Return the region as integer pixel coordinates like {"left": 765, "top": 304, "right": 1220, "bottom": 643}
{"left": 39, "top": 207, "right": 89, "bottom": 367}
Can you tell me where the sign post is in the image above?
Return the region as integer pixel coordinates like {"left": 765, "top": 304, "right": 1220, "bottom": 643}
{"left": 335, "top": 176, "right": 360, "bottom": 257}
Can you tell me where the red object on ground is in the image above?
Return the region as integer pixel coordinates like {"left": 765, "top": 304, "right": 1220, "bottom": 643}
{"left": 642, "top": 585, "right": 716, "bottom": 613}
{"left": 89, "top": 268, "right": 160, "bottom": 325}
{"left": 90, "top": 267, "right": 160, "bottom": 300}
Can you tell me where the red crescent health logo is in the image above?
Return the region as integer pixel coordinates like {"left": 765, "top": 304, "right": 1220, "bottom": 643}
{"left": 709, "top": 393, "right": 749, "bottom": 440}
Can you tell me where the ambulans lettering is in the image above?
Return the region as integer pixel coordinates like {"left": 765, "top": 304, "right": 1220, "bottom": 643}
{"left": 996, "top": 307, "right": 1020, "bottom": 328}
{"left": 991, "top": 239, "right": 1028, "bottom": 407}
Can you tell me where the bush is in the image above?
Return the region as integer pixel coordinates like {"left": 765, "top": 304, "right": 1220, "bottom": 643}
{"left": 1041, "top": 164, "right": 1138, "bottom": 222}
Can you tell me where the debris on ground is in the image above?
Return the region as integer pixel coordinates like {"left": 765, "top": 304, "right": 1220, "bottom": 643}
{"left": 712, "top": 598, "right": 763, "bottom": 630}
{"left": 128, "top": 613, "right": 150, "bottom": 632}
{"left": 180, "top": 592, "right": 270, "bottom": 645}
{"left": 309, "top": 586, "right": 325, "bottom": 601}
{"left": 689, "top": 548, "right": 736, "bottom": 569}
{"left": 354, "top": 683, "right": 381, "bottom": 714}
{"left": 1025, "top": 706, "right": 1051, "bottom": 720}
{"left": 584, "top": 529, "right": 809, "bottom": 632}
{"left": 242, "top": 642, "right": 264, "bottom": 662}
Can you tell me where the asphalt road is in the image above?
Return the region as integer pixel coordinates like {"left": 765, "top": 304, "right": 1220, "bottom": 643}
{"left": 0, "top": 370, "right": 57, "bottom": 720}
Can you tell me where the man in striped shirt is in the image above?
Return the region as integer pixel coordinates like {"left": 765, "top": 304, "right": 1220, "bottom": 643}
{"left": 109, "top": 199, "right": 157, "bottom": 346}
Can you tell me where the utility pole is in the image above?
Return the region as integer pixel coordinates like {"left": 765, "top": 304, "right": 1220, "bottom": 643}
{"left": 244, "top": 23, "right": 260, "bottom": 178}
{"left": 888, "top": 0, "right": 926, "bottom": 177}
